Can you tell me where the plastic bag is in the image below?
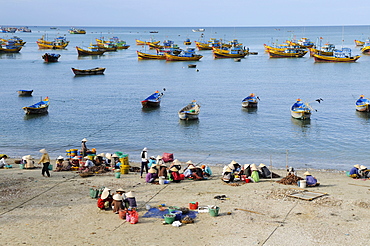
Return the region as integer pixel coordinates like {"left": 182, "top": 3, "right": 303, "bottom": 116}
{"left": 129, "top": 210, "right": 139, "bottom": 224}
{"left": 162, "top": 153, "right": 174, "bottom": 162}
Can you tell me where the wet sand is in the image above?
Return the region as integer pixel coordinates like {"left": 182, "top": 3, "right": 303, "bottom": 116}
{"left": 0, "top": 159, "right": 369, "bottom": 246}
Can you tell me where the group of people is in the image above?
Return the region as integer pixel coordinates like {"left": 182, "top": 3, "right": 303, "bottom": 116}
{"left": 222, "top": 161, "right": 272, "bottom": 183}
{"left": 141, "top": 147, "right": 212, "bottom": 184}
{"left": 349, "top": 164, "right": 370, "bottom": 179}
{"left": 97, "top": 187, "right": 137, "bottom": 213}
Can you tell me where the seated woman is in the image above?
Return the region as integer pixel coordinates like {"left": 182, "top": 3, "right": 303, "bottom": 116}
{"left": 97, "top": 188, "right": 113, "bottom": 210}
{"left": 304, "top": 171, "right": 320, "bottom": 187}
{"left": 112, "top": 188, "right": 126, "bottom": 214}
{"left": 148, "top": 156, "right": 156, "bottom": 168}
{"left": 349, "top": 164, "right": 360, "bottom": 178}
{"left": 94, "top": 154, "right": 105, "bottom": 166}
{"left": 71, "top": 156, "right": 80, "bottom": 167}
{"left": 359, "top": 165, "right": 369, "bottom": 178}
{"left": 250, "top": 164, "right": 260, "bottom": 183}
{"left": 124, "top": 191, "right": 137, "bottom": 210}
{"left": 0, "top": 155, "right": 12, "bottom": 168}
{"left": 169, "top": 159, "right": 182, "bottom": 171}
{"left": 146, "top": 168, "right": 158, "bottom": 183}
{"left": 258, "top": 163, "right": 271, "bottom": 178}
{"left": 222, "top": 167, "right": 234, "bottom": 183}
{"left": 158, "top": 163, "right": 168, "bottom": 178}
{"left": 200, "top": 165, "right": 212, "bottom": 177}
{"left": 55, "top": 156, "right": 67, "bottom": 172}
{"left": 169, "top": 166, "right": 184, "bottom": 182}
{"left": 24, "top": 155, "right": 35, "bottom": 169}
{"left": 242, "top": 164, "right": 251, "bottom": 177}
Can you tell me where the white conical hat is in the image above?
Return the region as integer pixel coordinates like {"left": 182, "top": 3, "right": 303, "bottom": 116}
{"left": 126, "top": 191, "right": 135, "bottom": 198}
{"left": 39, "top": 149, "right": 47, "bottom": 154}
{"left": 101, "top": 188, "right": 111, "bottom": 199}
{"left": 172, "top": 159, "right": 181, "bottom": 165}
{"left": 303, "top": 171, "right": 311, "bottom": 176}
{"left": 360, "top": 165, "right": 367, "bottom": 170}
{"left": 105, "top": 153, "right": 112, "bottom": 159}
{"left": 230, "top": 160, "right": 238, "bottom": 165}
{"left": 81, "top": 138, "right": 88, "bottom": 142}
{"left": 259, "top": 163, "right": 266, "bottom": 168}
{"left": 354, "top": 164, "right": 360, "bottom": 169}
{"left": 57, "top": 155, "right": 64, "bottom": 160}
{"left": 170, "top": 167, "right": 178, "bottom": 172}
{"left": 186, "top": 160, "right": 194, "bottom": 165}
{"left": 250, "top": 164, "right": 258, "bottom": 171}
{"left": 113, "top": 194, "right": 122, "bottom": 201}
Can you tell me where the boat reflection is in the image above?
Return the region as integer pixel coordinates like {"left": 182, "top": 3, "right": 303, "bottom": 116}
{"left": 242, "top": 107, "right": 257, "bottom": 114}
{"left": 291, "top": 117, "right": 311, "bottom": 129}
{"left": 178, "top": 118, "right": 199, "bottom": 127}
{"left": 23, "top": 112, "right": 49, "bottom": 120}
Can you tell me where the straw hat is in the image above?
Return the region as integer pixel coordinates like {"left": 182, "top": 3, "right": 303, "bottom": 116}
{"left": 81, "top": 138, "right": 88, "bottom": 142}
{"left": 148, "top": 168, "right": 157, "bottom": 174}
{"left": 113, "top": 194, "right": 122, "bottom": 201}
{"left": 224, "top": 167, "right": 232, "bottom": 172}
{"left": 143, "top": 147, "right": 148, "bottom": 151}
{"left": 116, "top": 188, "right": 125, "bottom": 193}
{"left": 188, "top": 165, "right": 196, "bottom": 169}
{"left": 112, "top": 153, "right": 119, "bottom": 158}
{"left": 73, "top": 156, "right": 79, "bottom": 160}
{"left": 186, "top": 160, "right": 194, "bottom": 165}
{"left": 25, "top": 155, "right": 33, "bottom": 160}
{"left": 101, "top": 188, "right": 111, "bottom": 199}
{"left": 97, "top": 153, "right": 105, "bottom": 157}
{"left": 22, "top": 155, "right": 28, "bottom": 160}
{"left": 172, "top": 159, "right": 181, "bottom": 165}
{"left": 126, "top": 191, "right": 135, "bottom": 198}
{"left": 170, "top": 167, "right": 178, "bottom": 172}
{"left": 150, "top": 156, "right": 155, "bottom": 159}
{"left": 250, "top": 164, "right": 258, "bottom": 171}
{"left": 230, "top": 160, "right": 238, "bottom": 165}
{"left": 354, "top": 164, "right": 360, "bottom": 169}
{"left": 360, "top": 165, "right": 367, "bottom": 170}
{"left": 57, "top": 155, "right": 64, "bottom": 160}
{"left": 156, "top": 155, "right": 162, "bottom": 159}
{"left": 244, "top": 164, "right": 250, "bottom": 169}
{"left": 105, "top": 153, "right": 112, "bottom": 159}
{"left": 39, "top": 149, "right": 47, "bottom": 154}
{"left": 259, "top": 163, "right": 266, "bottom": 168}
{"left": 303, "top": 171, "right": 311, "bottom": 176}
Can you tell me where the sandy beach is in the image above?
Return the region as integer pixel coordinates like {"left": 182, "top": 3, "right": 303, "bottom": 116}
{"left": 1, "top": 159, "right": 369, "bottom": 246}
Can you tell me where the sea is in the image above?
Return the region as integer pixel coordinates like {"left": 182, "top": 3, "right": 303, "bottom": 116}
{"left": 1, "top": 25, "right": 370, "bottom": 170}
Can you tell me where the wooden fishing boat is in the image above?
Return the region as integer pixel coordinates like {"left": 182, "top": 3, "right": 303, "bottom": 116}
{"left": 76, "top": 45, "right": 105, "bottom": 56}
{"left": 71, "top": 67, "right": 105, "bottom": 75}
{"left": 355, "top": 39, "right": 365, "bottom": 46}
{"left": 313, "top": 48, "right": 360, "bottom": 62}
{"left": 141, "top": 90, "right": 164, "bottom": 108}
{"left": 0, "top": 45, "right": 22, "bottom": 53}
{"left": 309, "top": 43, "right": 335, "bottom": 57}
{"left": 96, "top": 41, "right": 117, "bottom": 51}
{"left": 135, "top": 39, "right": 160, "bottom": 46}
{"left": 109, "top": 37, "right": 130, "bottom": 49}
{"left": 264, "top": 43, "right": 288, "bottom": 52}
{"left": 355, "top": 95, "right": 370, "bottom": 112}
{"left": 37, "top": 36, "right": 69, "bottom": 49}
{"left": 184, "top": 38, "right": 191, "bottom": 45}
{"left": 360, "top": 40, "right": 370, "bottom": 54}
{"left": 242, "top": 93, "right": 259, "bottom": 108}
{"left": 165, "top": 48, "right": 203, "bottom": 61}
{"left": 195, "top": 41, "right": 212, "bottom": 50}
{"left": 287, "top": 38, "right": 314, "bottom": 48}
{"left": 68, "top": 28, "right": 86, "bottom": 34}
{"left": 137, "top": 50, "right": 166, "bottom": 60}
{"left": 18, "top": 90, "right": 33, "bottom": 96}
{"left": 22, "top": 97, "right": 49, "bottom": 115}
{"left": 213, "top": 46, "right": 249, "bottom": 58}
{"left": 42, "top": 53, "right": 60, "bottom": 62}
{"left": 290, "top": 99, "right": 311, "bottom": 120}
{"left": 178, "top": 100, "right": 200, "bottom": 120}
{"left": 268, "top": 47, "right": 307, "bottom": 58}
{"left": 0, "top": 36, "right": 26, "bottom": 46}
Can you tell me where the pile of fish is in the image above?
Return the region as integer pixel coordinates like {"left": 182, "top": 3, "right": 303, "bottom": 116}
{"left": 276, "top": 174, "right": 303, "bottom": 185}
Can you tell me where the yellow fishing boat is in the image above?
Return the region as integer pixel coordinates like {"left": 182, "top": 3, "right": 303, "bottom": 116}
{"left": 354, "top": 39, "right": 365, "bottom": 46}
{"left": 309, "top": 43, "right": 335, "bottom": 57}
{"left": 360, "top": 40, "right": 370, "bottom": 54}
{"left": 0, "top": 36, "right": 26, "bottom": 46}
{"left": 0, "top": 45, "right": 22, "bottom": 53}
{"left": 268, "top": 48, "right": 307, "bottom": 58}
{"left": 313, "top": 48, "right": 360, "bottom": 62}
{"left": 195, "top": 41, "right": 212, "bottom": 50}
{"left": 213, "top": 47, "right": 249, "bottom": 58}
{"left": 68, "top": 28, "right": 86, "bottom": 34}
{"left": 184, "top": 38, "right": 191, "bottom": 45}
{"left": 137, "top": 51, "right": 166, "bottom": 60}
{"left": 76, "top": 45, "right": 106, "bottom": 56}
{"left": 135, "top": 39, "right": 160, "bottom": 46}
{"left": 164, "top": 48, "right": 203, "bottom": 61}
{"left": 37, "top": 36, "right": 69, "bottom": 49}
{"left": 263, "top": 43, "right": 288, "bottom": 52}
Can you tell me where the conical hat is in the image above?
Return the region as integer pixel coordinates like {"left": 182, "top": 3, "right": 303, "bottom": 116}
{"left": 112, "top": 154, "right": 119, "bottom": 158}
{"left": 25, "top": 155, "right": 33, "bottom": 160}
{"left": 188, "top": 165, "right": 196, "bottom": 169}
{"left": 354, "top": 164, "right": 360, "bottom": 169}
{"left": 170, "top": 167, "right": 178, "bottom": 172}
{"left": 360, "top": 165, "right": 367, "bottom": 170}
{"left": 101, "top": 188, "right": 111, "bottom": 199}
{"left": 259, "top": 163, "right": 266, "bottom": 168}
{"left": 57, "top": 155, "right": 64, "bottom": 160}
{"left": 172, "top": 159, "right": 181, "bottom": 165}
{"left": 224, "top": 167, "right": 232, "bottom": 172}
{"left": 116, "top": 188, "right": 125, "bottom": 192}
{"left": 250, "top": 164, "right": 258, "bottom": 171}
{"left": 39, "top": 148, "right": 47, "bottom": 154}
{"left": 303, "top": 171, "right": 311, "bottom": 176}
{"left": 156, "top": 155, "right": 162, "bottom": 159}
{"left": 126, "top": 191, "right": 135, "bottom": 198}
{"left": 148, "top": 168, "right": 157, "bottom": 174}
{"left": 105, "top": 153, "right": 112, "bottom": 159}
{"left": 243, "top": 164, "right": 250, "bottom": 169}
{"left": 230, "top": 160, "right": 238, "bottom": 165}
{"left": 97, "top": 153, "right": 105, "bottom": 157}
{"left": 186, "top": 160, "right": 194, "bottom": 165}
{"left": 113, "top": 194, "right": 122, "bottom": 201}
{"left": 73, "top": 156, "right": 79, "bottom": 160}
{"left": 81, "top": 138, "right": 88, "bottom": 142}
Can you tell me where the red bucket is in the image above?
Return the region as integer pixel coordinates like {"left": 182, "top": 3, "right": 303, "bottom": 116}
{"left": 245, "top": 178, "right": 250, "bottom": 183}
{"left": 189, "top": 202, "right": 198, "bottom": 210}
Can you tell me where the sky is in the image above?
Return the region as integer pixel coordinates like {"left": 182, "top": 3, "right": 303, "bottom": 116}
{"left": 1, "top": 0, "right": 369, "bottom": 27}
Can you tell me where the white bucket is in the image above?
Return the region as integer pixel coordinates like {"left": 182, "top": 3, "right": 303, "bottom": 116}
{"left": 159, "top": 176, "right": 165, "bottom": 185}
{"left": 299, "top": 180, "right": 307, "bottom": 188}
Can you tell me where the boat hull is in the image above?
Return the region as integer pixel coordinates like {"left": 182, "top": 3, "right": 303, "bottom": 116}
{"left": 242, "top": 101, "right": 258, "bottom": 108}
{"left": 291, "top": 110, "right": 311, "bottom": 120}
{"left": 213, "top": 49, "right": 248, "bottom": 58}
{"left": 268, "top": 49, "right": 307, "bottom": 58}
{"left": 164, "top": 53, "right": 203, "bottom": 61}
{"left": 141, "top": 101, "right": 160, "bottom": 108}
{"left": 76, "top": 46, "right": 105, "bottom": 56}
{"left": 137, "top": 51, "right": 166, "bottom": 60}
{"left": 355, "top": 40, "right": 365, "bottom": 46}
{"left": 18, "top": 90, "right": 33, "bottom": 96}
{"left": 23, "top": 106, "right": 49, "bottom": 115}
{"left": 0, "top": 46, "right": 22, "bottom": 53}
{"left": 356, "top": 105, "right": 370, "bottom": 112}
{"left": 72, "top": 67, "right": 105, "bottom": 75}
{"left": 313, "top": 54, "right": 360, "bottom": 62}
{"left": 178, "top": 112, "right": 199, "bottom": 120}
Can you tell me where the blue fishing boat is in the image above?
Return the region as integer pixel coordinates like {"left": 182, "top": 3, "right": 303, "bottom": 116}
{"left": 356, "top": 95, "right": 370, "bottom": 112}
{"left": 22, "top": 97, "right": 49, "bottom": 114}
{"left": 242, "top": 93, "right": 259, "bottom": 108}
{"left": 290, "top": 98, "right": 311, "bottom": 120}
{"left": 42, "top": 53, "right": 60, "bottom": 62}
{"left": 141, "top": 90, "right": 164, "bottom": 108}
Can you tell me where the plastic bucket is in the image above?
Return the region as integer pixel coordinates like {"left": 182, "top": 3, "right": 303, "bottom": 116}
{"left": 170, "top": 211, "right": 182, "bottom": 221}
{"left": 159, "top": 176, "right": 165, "bottom": 185}
{"left": 48, "top": 164, "right": 53, "bottom": 170}
{"left": 70, "top": 149, "right": 78, "bottom": 156}
{"left": 120, "top": 165, "right": 130, "bottom": 174}
{"left": 299, "top": 180, "right": 307, "bottom": 188}
{"left": 115, "top": 172, "right": 121, "bottom": 178}
{"left": 189, "top": 202, "right": 198, "bottom": 210}
{"left": 245, "top": 178, "right": 250, "bottom": 183}
{"left": 163, "top": 214, "right": 176, "bottom": 224}
{"left": 209, "top": 207, "right": 220, "bottom": 217}
{"left": 19, "top": 164, "right": 24, "bottom": 169}
{"left": 168, "top": 206, "right": 180, "bottom": 213}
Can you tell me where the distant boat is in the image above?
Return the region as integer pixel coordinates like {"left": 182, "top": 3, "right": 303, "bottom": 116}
{"left": 37, "top": 36, "right": 69, "bottom": 49}
{"left": 22, "top": 97, "right": 49, "bottom": 115}
{"left": 137, "top": 50, "right": 166, "bottom": 60}
{"left": 69, "top": 28, "right": 86, "bottom": 34}
{"left": 149, "top": 31, "right": 158, "bottom": 33}
{"left": 268, "top": 47, "right": 307, "bottom": 58}
{"left": 242, "top": 93, "right": 259, "bottom": 108}
{"left": 354, "top": 39, "right": 365, "bottom": 46}
{"left": 42, "top": 53, "right": 60, "bottom": 62}
{"left": 164, "top": 48, "right": 203, "bottom": 61}
{"left": 213, "top": 46, "right": 249, "bottom": 58}
{"left": 18, "top": 90, "right": 33, "bottom": 97}
{"left": 184, "top": 38, "right": 192, "bottom": 45}
{"left": 76, "top": 45, "right": 105, "bottom": 56}
{"left": 71, "top": 67, "right": 105, "bottom": 75}
{"left": 360, "top": 40, "right": 370, "bottom": 54}
{"left": 290, "top": 99, "right": 311, "bottom": 120}
{"left": 355, "top": 95, "right": 370, "bottom": 112}
{"left": 192, "top": 29, "right": 205, "bottom": 32}
{"left": 141, "top": 90, "right": 164, "bottom": 108}
{"left": 178, "top": 100, "right": 201, "bottom": 120}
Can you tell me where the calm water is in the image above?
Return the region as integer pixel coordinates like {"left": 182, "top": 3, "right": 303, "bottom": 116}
{"left": 1, "top": 25, "right": 370, "bottom": 170}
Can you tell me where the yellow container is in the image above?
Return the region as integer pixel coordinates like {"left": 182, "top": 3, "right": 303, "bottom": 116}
{"left": 120, "top": 165, "right": 130, "bottom": 174}
{"left": 119, "top": 155, "right": 129, "bottom": 165}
